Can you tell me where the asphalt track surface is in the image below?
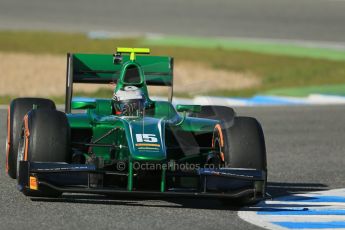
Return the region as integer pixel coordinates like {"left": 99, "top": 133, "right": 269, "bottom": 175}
{"left": 1, "top": 0, "right": 345, "bottom": 44}
{"left": 1, "top": 105, "right": 345, "bottom": 230}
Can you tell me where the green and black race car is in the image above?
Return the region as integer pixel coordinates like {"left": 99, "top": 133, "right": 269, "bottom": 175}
{"left": 5, "top": 48, "right": 267, "bottom": 205}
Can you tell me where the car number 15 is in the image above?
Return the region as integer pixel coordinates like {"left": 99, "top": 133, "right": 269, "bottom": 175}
{"left": 135, "top": 134, "right": 158, "bottom": 143}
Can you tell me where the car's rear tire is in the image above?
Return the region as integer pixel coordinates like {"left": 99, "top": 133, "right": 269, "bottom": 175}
{"left": 17, "top": 109, "right": 70, "bottom": 197}
{"left": 6, "top": 98, "right": 56, "bottom": 179}
{"left": 192, "top": 105, "right": 235, "bottom": 129}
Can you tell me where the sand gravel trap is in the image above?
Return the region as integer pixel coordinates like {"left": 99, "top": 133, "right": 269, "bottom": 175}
{"left": 0, "top": 52, "right": 260, "bottom": 97}
{"left": 172, "top": 61, "right": 259, "bottom": 96}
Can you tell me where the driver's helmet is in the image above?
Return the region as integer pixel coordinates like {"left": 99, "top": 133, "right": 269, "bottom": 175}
{"left": 112, "top": 86, "right": 146, "bottom": 116}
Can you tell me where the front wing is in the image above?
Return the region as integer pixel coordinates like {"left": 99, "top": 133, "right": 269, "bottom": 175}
{"left": 18, "top": 161, "right": 266, "bottom": 200}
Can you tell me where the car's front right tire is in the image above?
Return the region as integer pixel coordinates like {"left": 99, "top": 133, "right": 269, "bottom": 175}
{"left": 17, "top": 108, "right": 70, "bottom": 197}
{"left": 6, "top": 98, "right": 56, "bottom": 179}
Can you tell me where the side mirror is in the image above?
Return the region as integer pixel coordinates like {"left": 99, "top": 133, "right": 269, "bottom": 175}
{"left": 176, "top": 104, "right": 201, "bottom": 113}
{"left": 71, "top": 99, "right": 97, "bottom": 110}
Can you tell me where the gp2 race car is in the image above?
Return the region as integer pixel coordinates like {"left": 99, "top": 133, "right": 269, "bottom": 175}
{"left": 5, "top": 47, "right": 267, "bottom": 205}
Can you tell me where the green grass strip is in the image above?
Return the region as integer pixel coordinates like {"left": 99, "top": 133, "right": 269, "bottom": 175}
{"left": 265, "top": 84, "right": 345, "bottom": 97}
{"left": 143, "top": 36, "right": 345, "bottom": 61}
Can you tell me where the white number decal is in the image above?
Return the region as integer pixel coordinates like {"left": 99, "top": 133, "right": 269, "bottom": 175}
{"left": 136, "top": 134, "right": 158, "bottom": 143}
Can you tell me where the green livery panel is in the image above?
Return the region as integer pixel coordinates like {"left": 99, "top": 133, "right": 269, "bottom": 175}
{"left": 68, "top": 99, "right": 218, "bottom": 163}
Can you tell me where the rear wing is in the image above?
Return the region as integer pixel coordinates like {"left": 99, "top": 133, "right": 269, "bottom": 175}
{"left": 65, "top": 53, "right": 174, "bottom": 113}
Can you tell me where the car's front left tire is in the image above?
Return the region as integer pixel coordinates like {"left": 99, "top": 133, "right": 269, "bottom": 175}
{"left": 221, "top": 116, "right": 267, "bottom": 206}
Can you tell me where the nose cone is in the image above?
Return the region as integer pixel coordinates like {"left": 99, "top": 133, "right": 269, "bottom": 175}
{"left": 126, "top": 117, "right": 166, "bottom": 162}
